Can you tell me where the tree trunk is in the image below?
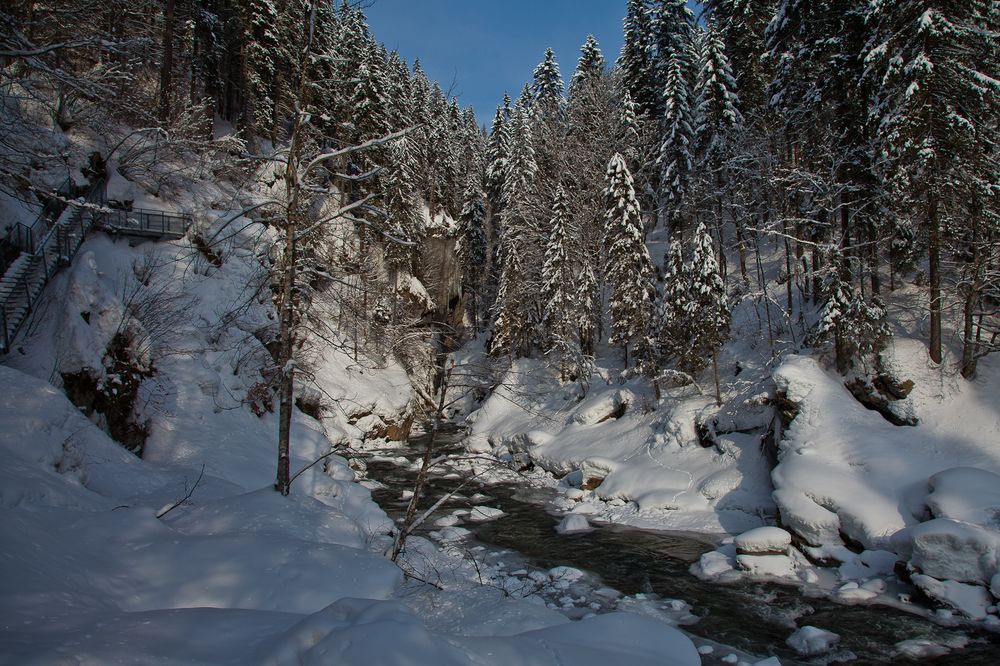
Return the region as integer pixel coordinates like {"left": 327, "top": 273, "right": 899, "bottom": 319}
{"left": 275, "top": 220, "right": 296, "bottom": 495}
{"left": 712, "top": 349, "right": 721, "bottom": 406}
{"left": 928, "top": 194, "right": 942, "bottom": 364}
{"left": 158, "top": 0, "right": 176, "bottom": 122}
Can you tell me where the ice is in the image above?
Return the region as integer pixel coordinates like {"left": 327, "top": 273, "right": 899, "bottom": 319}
{"left": 786, "top": 625, "right": 840, "bottom": 656}
{"left": 893, "top": 639, "right": 951, "bottom": 659}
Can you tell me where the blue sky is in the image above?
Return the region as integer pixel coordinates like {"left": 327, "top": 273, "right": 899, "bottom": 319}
{"left": 366, "top": 1, "right": 697, "bottom": 126}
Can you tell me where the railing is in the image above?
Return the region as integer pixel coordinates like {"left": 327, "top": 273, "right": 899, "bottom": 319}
{"left": 0, "top": 176, "right": 76, "bottom": 276}
{"left": 103, "top": 207, "right": 191, "bottom": 238}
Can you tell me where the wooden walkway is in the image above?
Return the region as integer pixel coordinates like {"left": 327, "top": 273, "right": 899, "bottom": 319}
{"left": 0, "top": 179, "right": 193, "bottom": 353}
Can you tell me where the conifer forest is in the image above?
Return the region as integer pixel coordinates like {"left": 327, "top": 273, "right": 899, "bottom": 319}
{"left": 1, "top": 1, "right": 999, "bottom": 664}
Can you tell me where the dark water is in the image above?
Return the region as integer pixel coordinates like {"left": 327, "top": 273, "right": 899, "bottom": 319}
{"left": 364, "top": 428, "right": 1000, "bottom": 665}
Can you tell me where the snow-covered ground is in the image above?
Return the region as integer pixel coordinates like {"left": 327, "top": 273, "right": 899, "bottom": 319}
{"left": 0, "top": 156, "right": 706, "bottom": 665}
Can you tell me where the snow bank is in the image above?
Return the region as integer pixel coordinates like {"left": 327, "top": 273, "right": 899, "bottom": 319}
{"left": 261, "top": 598, "right": 701, "bottom": 666}
{"left": 468, "top": 358, "right": 775, "bottom": 533}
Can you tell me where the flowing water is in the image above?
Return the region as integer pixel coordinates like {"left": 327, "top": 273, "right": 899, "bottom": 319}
{"left": 364, "top": 427, "right": 1000, "bottom": 665}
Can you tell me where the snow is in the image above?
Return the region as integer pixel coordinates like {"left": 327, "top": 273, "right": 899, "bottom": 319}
{"left": 734, "top": 526, "right": 792, "bottom": 554}
{"left": 468, "top": 357, "right": 775, "bottom": 534}
{"left": 736, "top": 554, "right": 797, "bottom": 578}
{"left": 786, "top": 625, "right": 840, "bottom": 656}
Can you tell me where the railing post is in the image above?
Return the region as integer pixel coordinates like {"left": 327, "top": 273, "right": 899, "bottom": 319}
{"left": 1, "top": 308, "right": 8, "bottom": 353}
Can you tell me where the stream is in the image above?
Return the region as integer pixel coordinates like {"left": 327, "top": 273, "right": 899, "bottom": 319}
{"left": 362, "top": 426, "right": 1000, "bottom": 665}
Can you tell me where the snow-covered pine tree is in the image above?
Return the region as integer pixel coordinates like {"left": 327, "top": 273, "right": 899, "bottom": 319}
{"left": 604, "top": 153, "right": 656, "bottom": 369}
{"left": 383, "top": 136, "right": 424, "bottom": 279}
{"left": 692, "top": 20, "right": 743, "bottom": 283}
{"left": 866, "top": 0, "right": 999, "bottom": 367}
{"left": 651, "top": 0, "right": 695, "bottom": 108}
{"left": 694, "top": 21, "right": 742, "bottom": 168}
{"left": 619, "top": 90, "right": 643, "bottom": 173}
{"left": 490, "top": 104, "right": 539, "bottom": 358}
{"left": 703, "top": 0, "right": 775, "bottom": 114}
{"left": 684, "top": 221, "right": 730, "bottom": 404}
{"left": 656, "top": 239, "right": 691, "bottom": 365}
{"left": 459, "top": 178, "right": 488, "bottom": 334}
{"left": 575, "top": 259, "right": 600, "bottom": 360}
{"left": 532, "top": 47, "right": 565, "bottom": 118}
{"left": 618, "top": 0, "right": 659, "bottom": 117}
{"left": 541, "top": 186, "right": 578, "bottom": 380}
{"left": 657, "top": 51, "right": 695, "bottom": 235}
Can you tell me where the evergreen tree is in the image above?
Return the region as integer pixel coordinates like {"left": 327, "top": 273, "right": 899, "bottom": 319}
{"left": 657, "top": 52, "right": 695, "bottom": 233}
{"left": 618, "top": 0, "right": 659, "bottom": 116}
{"left": 604, "top": 153, "right": 656, "bottom": 369}
{"left": 694, "top": 21, "right": 742, "bottom": 166}
{"left": 383, "top": 136, "right": 423, "bottom": 276}
{"left": 684, "top": 221, "right": 730, "bottom": 404}
{"left": 656, "top": 239, "right": 691, "bottom": 364}
{"left": 541, "top": 186, "right": 579, "bottom": 380}
{"left": 532, "top": 47, "right": 565, "bottom": 117}
{"left": 816, "top": 254, "right": 891, "bottom": 375}
{"left": 459, "top": 179, "right": 488, "bottom": 334}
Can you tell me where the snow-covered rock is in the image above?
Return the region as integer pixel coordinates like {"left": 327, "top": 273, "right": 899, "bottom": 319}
{"left": 908, "top": 519, "right": 1000, "bottom": 585}
{"left": 572, "top": 389, "right": 634, "bottom": 425}
{"left": 556, "top": 514, "right": 591, "bottom": 534}
{"left": 786, "top": 625, "right": 840, "bottom": 656}
{"left": 467, "top": 506, "right": 505, "bottom": 522}
{"left": 736, "top": 554, "right": 796, "bottom": 578}
{"left": 696, "top": 551, "right": 735, "bottom": 578}
{"left": 926, "top": 467, "right": 1000, "bottom": 529}
{"left": 734, "top": 527, "right": 791, "bottom": 555}
{"left": 911, "top": 575, "right": 993, "bottom": 620}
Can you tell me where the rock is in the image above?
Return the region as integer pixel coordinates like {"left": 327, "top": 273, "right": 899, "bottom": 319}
{"left": 926, "top": 467, "right": 1000, "bottom": 528}
{"left": 696, "top": 551, "right": 735, "bottom": 578}
{"left": 736, "top": 554, "right": 796, "bottom": 578}
{"left": 786, "top": 625, "right": 840, "bottom": 656}
{"left": 555, "top": 514, "right": 591, "bottom": 534}
{"left": 912, "top": 574, "right": 993, "bottom": 620}
{"left": 835, "top": 581, "right": 878, "bottom": 603}
{"left": 909, "top": 519, "right": 1000, "bottom": 585}
{"left": 734, "top": 527, "right": 792, "bottom": 555}
{"left": 572, "top": 389, "right": 633, "bottom": 425}
{"left": 466, "top": 506, "right": 505, "bottom": 522}
{"left": 844, "top": 378, "right": 918, "bottom": 426}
